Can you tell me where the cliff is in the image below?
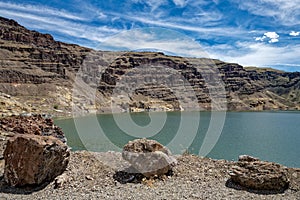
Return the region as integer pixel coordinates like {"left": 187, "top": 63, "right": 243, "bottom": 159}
{"left": 0, "top": 16, "right": 300, "bottom": 116}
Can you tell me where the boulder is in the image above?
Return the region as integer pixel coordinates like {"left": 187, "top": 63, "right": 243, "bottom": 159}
{"left": 122, "top": 138, "right": 177, "bottom": 177}
{"left": 4, "top": 134, "right": 70, "bottom": 187}
{"left": 229, "top": 155, "right": 289, "bottom": 191}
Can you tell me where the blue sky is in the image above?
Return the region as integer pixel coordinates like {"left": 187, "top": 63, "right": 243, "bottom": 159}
{"left": 0, "top": 0, "right": 300, "bottom": 71}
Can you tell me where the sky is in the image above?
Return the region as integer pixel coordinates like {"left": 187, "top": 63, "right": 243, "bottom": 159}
{"left": 0, "top": 0, "right": 300, "bottom": 71}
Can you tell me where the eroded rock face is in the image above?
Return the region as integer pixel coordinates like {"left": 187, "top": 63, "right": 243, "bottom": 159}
{"left": 1, "top": 16, "right": 300, "bottom": 114}
{"left": 229, "top": 155, "right": 289, "bottom": 191}
{"left": 122, "top": 138, "right": 177, "bottom": 177}
{"left": 4, "top": 134, "right": 70, "bottom": 187}
{"left": 0, "top": 115, "right": 66, "bottom": 143}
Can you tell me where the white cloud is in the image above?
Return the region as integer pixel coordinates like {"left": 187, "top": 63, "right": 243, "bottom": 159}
{"left": 207, "top": 42, "right": 300, "bottom": 70}
{"left": 99, "top": 27, "right": 300, "bottom": 70}
{"left": 269, "top": 38, "right": 279, "bottom": 43}
{"left": 99, "top": 28, "right": 209, "bottom": 58}
{"left": 131, "top": 0, "right": 168, "bottom": 12}
{"left": 254, "top": 32, "right": 279, "bottom": 43}
{"left": 0, "top": 8, "right": 120, "bottom": 43}
{"left": 111, "top": 12, "right": 245, "bottom": 38}
{"left": 289, "top": 31, "right": 300, "bottom": 36}
{"left": 97, "top": 12, "right": 107, "bottom": 19}
{"left": 1, "top": 0, "right": 298, "bottom": 72}
{"left": 235, "top": 0, "right": 300, "bottom": 25}
{"left": 0, "top": 1, "right": 247, "bottom": 50}
{"left": 264, "top": 32, "right": 279, "bottom": 43}
{"left": 173, "top": 0, "right": 187, "bottom": 7}
{"left": 0, "top": 1, "right": 87, "bottom": 21}
{"left": 255, "top": 36, "right": 266, "bottom": 42}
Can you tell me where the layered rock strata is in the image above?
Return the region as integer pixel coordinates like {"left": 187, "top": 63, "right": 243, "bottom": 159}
{"left": 0, "top": 16, "right": 300, "bottom": 115}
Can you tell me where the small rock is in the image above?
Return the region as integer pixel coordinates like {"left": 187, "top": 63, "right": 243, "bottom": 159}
{"left": 85, "top": 175, "right": 93, "bottom": 180}
{"left": 238, "top": 155, "right": 260, "bottom": 162}
{"left": 54, "top": 174, "right": 69, "bottom": 189}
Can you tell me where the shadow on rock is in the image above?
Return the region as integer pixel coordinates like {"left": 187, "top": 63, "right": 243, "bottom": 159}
{"left": 0, "top": 176, "right": 50, "bottom": 195}
{"left": 225, "top": 178, "right": 289, "bottom": 195}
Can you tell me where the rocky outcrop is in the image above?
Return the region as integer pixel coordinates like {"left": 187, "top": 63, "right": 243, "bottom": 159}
{"left": 122, "top": 138, "right": 177, "bottom": 177}
{"left": 0, "top": 16, "right": 92, "bottom": 116}
{"left": 0, "top": 92, "right": 31, "bottom": 117}
{"left": 97, "top": 53, "right": 300, "bottom": 111}
{"left": 229, "top": 155, "right": 290, "bottom": 192}
{"left": 0, "top": 16, "right": 90, "bottom": 79}
{"left": 4, "top": 134, "right": 70, "bottom": 186}
{"left": 0, "top": 115, "right": 66, "bottom": 143}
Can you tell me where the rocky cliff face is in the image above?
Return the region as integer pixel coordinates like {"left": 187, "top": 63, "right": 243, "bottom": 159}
{"left": 0, "top": 16, "right": 92, "bottom": 116}
{"left": 0, "top": 16, "right": 300, "bottom": 116}
{"left": 96, "top": 52, "right": 300, "bottom": 111}
{"left": 0, "top": 16, "right": 90, "bottom": 79}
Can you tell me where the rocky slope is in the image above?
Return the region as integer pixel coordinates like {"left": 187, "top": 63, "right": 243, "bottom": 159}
{"left": 1, "top": 16, "right": 300, "bottom": 116}
{"left": 0, "top": 151, "right": 299, "bottom": 199}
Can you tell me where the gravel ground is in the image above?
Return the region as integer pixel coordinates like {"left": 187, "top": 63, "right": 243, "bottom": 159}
{"left": 0, "top": 151, "right": 299, "bottom": 200}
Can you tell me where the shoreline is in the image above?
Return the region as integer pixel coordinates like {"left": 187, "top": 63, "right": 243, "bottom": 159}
{"left": 2, "top": 107, "right": 300, "bottom": 120}
{"left": 0, "top": 150, "right": 299, "bottom": 199}
{"left": 52, "top": 109, "right": 300, "bottom": 119}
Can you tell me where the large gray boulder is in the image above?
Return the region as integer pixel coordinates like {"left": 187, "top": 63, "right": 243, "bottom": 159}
{"left": 229, "top": 155, "right": 289, "bottom": 191}
{"left": 4, "top": 134, "right": 70, "bottom": 187}
{"left": 122, "top": 138, "right": 177, "bottom": 177}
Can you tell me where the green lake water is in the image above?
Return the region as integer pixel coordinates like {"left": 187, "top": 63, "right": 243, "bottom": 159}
{"left": 55, "top": 111, "right": 300, "bottom": 168}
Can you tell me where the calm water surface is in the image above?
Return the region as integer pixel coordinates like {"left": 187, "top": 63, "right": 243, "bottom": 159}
{"left": 55, "top": 111, "right": 300, "bottom": 168}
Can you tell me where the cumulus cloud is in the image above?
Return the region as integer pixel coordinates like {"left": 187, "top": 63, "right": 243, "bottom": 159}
{"left": 255, "top": 32, "right": 279, "bottom": 43}
{"left": 264, "top": 32, "right": 279, "bottom": 43}
{"left": 289, "top": 31, "right": 300, "bottom": 36}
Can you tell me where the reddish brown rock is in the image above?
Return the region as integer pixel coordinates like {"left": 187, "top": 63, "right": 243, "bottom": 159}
{"left": 122, "top": 138, "right": 177, "bottom": 177}
{"left": 0, "top": 115, "right": 66, "bottom": 143}
{"left": 4, "top": 134, "right": 70, "bottom": 187}
{"left": 229, "top": 155, "right": 289, "bottom": 191}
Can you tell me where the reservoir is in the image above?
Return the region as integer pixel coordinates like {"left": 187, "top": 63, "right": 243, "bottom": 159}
{"left": 55, "top": 111, "right": 300, "bottom": 168}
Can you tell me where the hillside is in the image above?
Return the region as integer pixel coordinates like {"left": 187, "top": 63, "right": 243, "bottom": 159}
{"left": 0, "top": 16, "right": 300, "bottom": 117}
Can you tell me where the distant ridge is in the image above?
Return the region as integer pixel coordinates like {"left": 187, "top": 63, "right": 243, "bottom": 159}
{"left": 0, "top": 16, "right": 300, "bottom": 116}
